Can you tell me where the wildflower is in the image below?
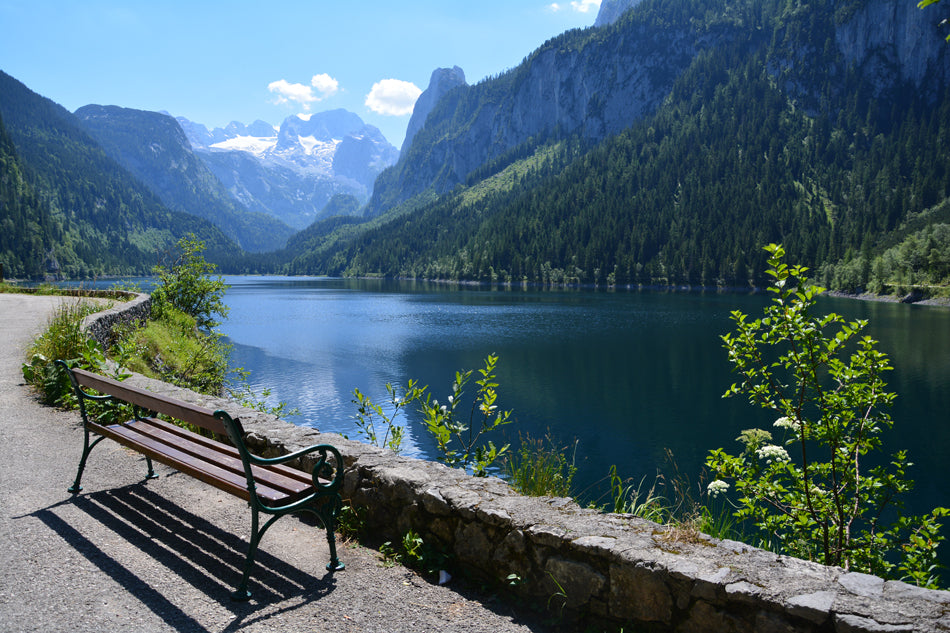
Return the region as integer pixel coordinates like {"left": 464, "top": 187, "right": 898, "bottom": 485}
{"left": 756, "top": 444, "right": 790, "bottom": 465}
{"left": 774, "top": 416, "right": 797, "bottom": 431}
{"left": 707, "top": 480, "right": 730, "bottom": 498}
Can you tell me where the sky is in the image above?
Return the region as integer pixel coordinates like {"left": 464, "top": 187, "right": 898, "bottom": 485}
{"left": 0, "top": 0, "right": 602, "bottom": 148}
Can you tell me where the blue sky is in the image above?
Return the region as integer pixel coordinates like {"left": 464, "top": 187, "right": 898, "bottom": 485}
{"left": 0, "top": 1, "right": 602, "bottom": 147}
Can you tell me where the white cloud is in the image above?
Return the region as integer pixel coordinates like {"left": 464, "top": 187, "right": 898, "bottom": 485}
{"left": 311, "top": 73, "right": 339, "bottom": 99}
{"left": 364, "top": 79, "right": 422, "bottom": 116}
{"left": 547, "top": 1, "right": 599, "bottom": 13}
{"left": 570, "top": 0, "right": 600, "bottom": 12}
{"left": 268, "top": 73, "right": 340, "bottom": 110}
{"left": 268, "top": 79, "right": 318, "bottom": 109}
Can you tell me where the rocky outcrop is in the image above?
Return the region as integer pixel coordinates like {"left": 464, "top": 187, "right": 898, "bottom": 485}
{"left": 594, "top": 0, "right": 643, "bottom": 27}
{"left": 401, "top": 66, "right": 468, "bottom": 154}
{"left": 181, "top": 109, "right": 398, "bottom": 229}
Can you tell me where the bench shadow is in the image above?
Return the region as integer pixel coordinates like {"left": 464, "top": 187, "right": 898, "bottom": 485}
{"left": 32, "top": 482, "right": 337, "bottom": 633}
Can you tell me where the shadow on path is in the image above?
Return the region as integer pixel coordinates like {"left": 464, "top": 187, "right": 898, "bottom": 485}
{"left": 30, "top": 483, "right": 337, "bottom": 633}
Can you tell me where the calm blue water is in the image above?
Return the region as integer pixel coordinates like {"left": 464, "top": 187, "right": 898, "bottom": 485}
{"left": 218, "top": 276, "right": 950, "bottom": 517}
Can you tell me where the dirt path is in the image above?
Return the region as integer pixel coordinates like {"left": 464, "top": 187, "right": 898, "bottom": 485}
{"left": 0, "top": 294, "right": 551, "bottom": 633}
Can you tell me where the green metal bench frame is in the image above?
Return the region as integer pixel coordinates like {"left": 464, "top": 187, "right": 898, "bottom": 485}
{"left": 58, "top": 361, "right": 345, "bottom": 600}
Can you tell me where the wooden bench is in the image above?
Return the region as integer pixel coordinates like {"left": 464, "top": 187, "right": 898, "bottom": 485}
{"left": 57, "top": 361, "right": 345, "bottom": 601}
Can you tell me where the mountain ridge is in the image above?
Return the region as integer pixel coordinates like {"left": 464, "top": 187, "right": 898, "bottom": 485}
{"left": 179, "top": 110, "right": 398, "bottom": 229}
{"left": 0, "top": 70, "right": 237, "bottom": 278}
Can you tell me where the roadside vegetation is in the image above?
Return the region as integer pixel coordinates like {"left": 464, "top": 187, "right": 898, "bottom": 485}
{"left": 21, "top": 234, "right": 290, "bottom": 416}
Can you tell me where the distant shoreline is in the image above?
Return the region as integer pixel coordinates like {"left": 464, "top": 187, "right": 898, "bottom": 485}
{"left": 824, "top": 290, "right": 950, "bottom": 308}
{"left": 7, "top": 275, "right": 949, "bottom": 309}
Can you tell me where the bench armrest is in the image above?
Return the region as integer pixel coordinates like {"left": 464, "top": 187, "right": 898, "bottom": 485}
{"left": 214, "top": 410, "right": 345, "bottom": 493}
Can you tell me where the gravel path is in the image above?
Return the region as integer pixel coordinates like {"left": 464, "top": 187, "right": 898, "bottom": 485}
{"left": 0, "top": 294, "right": 553, "bottom": 633}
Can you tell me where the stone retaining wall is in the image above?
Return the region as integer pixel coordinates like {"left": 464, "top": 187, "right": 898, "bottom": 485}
{"left": 85, "top": 297, "right": 950, "bottom": 632}
{"left": 81, "top": 291, "right": 151, "bottom": 350}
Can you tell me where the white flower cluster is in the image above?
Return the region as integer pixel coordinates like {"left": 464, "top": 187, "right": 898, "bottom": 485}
{"left": 756, "top": 444, "right": 791, "bottom": 465}
{"left": 707, "top": 479, "right": 730, "bottom": 498}
{"left": 773, "top": 416, "right": 797, "bottom": 430}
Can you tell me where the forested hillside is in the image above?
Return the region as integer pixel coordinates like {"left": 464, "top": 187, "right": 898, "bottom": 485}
{"left": 285, "top": 0, "right": 950, "bottom": 293}
{"left": 0, "top": 71, "right": 237, "bottom": 279}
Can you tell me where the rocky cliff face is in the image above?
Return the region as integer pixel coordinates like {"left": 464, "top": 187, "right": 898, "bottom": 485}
{"left": 836, "top": 0, "right": 950, "bottom": 98}
{"left": 594, "top": 0, "right": 643, "bottom": 27}
{"left": 366, "top": 6, "right": 715, "bottom": 215}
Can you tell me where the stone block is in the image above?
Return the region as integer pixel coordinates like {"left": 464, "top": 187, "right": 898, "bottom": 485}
{"left": 609, "top": 563, "right": 673, "bottom": 623}
{"left": 543, "top": 557, "right": 606, "bottom": 609}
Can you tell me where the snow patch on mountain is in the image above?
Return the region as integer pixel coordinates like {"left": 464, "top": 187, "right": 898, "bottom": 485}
{"left": 210, "top": 134, "right": 278, "bottom": 157}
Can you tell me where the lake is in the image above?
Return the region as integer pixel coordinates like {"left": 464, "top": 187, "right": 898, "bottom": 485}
{"left": 220, "top": 276, "right": 950, "bottom": 517}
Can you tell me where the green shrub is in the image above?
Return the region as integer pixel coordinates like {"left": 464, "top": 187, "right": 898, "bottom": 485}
{"left": 118, "top": 304, "right": 229, "bottom": 394}
{"left": 505, "top": 433, "right": 577, "bottom": 497}
{"left": 706, "top": 244, "right": 948, "bottom": 587}
{"left": 151, "top": 234, "right": 228, "bottom": 330}
{"left": 21, "top": 301, "right": 109, "bottom": 405}
{"left": 351, "top": 379, "right": 426, "bottom": 453}
{"left": 420, "top": 353, "right": 513, "bottom": 476}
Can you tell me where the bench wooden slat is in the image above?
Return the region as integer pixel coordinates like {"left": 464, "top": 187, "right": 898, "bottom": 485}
{"left": 89, "top": 420, "right": 295, "bottom": 504}
{"left": 71, "top": 368, "right": 227, "bottom": 436}
{"left": 127, "top": 418, "right": 312, "bottom": 498}
{"left": 142, "top": 417, "right": 316, "bottom": 487}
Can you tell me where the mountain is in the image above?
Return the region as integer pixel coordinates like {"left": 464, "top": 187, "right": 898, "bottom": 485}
{"left": 180, "top": 110, "right": 399, "bottom": 229}
{"left": 0, "top": 71, "right": 236, "bottom": 279}
{"left": 74, "top": 105, "right": 295, "bottom": 253}
{"left": 368, "top": 0, "right": 949, "bottom": 219}
{"left": 287, "top": 0, "right": 950, "bottom": 291}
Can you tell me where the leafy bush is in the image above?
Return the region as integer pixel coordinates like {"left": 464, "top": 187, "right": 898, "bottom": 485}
{"left": 151, "top": 234, "right": 229, "bottom": 330}
{"left": 117, "top": 304, "right": 229, "bottom": 394}
{"left": 351, "top": 380, "right": 426, "bottom": 453}
{"left": 706, "top": 244, "right": 948, "bottom": 587}
{"left": 420, "top": 353, "right": 513, "bottom": 476}
{"left": 352, "top": 354, "right": 514, "bottom": 476}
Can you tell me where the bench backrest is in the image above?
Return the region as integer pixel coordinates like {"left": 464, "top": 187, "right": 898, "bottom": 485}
{"left": 67, "top": 366, "right": 229, "bottom": 437}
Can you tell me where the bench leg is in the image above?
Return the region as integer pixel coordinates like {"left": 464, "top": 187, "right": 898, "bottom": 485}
{"left": 231, "top": 505, "right": 260, "bottom": 601}
{"left": 232, "top": 507, "right": 283, "bottom": 601}
{"left": 325, "top": 526, "right": 344, "bottom": 572}
{"left": 145, "top": 456, "right": 159, "bottom": 480}
{"left": 321, "top": 505, "right": 344, "bottom": 572}
{"left": 68, "top": 430, "right": 107, "bottom": 493}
